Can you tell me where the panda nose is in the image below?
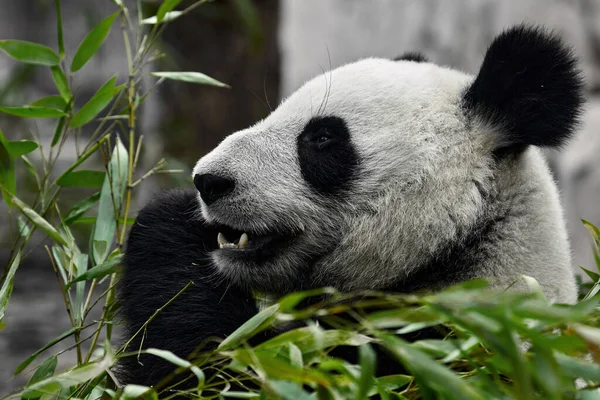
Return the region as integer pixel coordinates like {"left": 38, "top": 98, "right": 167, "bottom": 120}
{"left": 193, "top": 173, "right": 235, "bottom": 206}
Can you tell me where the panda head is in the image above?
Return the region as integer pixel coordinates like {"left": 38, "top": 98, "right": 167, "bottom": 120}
{"left": 192, "top": 25, "right": 584, "bottom": 295}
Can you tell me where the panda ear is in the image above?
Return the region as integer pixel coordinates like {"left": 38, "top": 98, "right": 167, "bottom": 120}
{"left": 463, "top": 25, "right": 585, "bottom": 150}
{"left": 394, "top": 52, "right": 428, "bottom": 63}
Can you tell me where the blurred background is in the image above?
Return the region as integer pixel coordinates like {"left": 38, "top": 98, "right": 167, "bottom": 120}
{"left": 1, "top": 0, "right": 599, "bottom": 392}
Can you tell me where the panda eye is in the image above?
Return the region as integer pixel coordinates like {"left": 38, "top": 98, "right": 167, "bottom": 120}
{"left": 313, "top": 130, "right": 333, "bottom": 146}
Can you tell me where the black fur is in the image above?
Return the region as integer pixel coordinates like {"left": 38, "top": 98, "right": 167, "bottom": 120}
{"left": 297, "top": 116, "right": 360, "bottom": 195}
{"left": 394, "top": 52, "right": 428, "bottom": 63}
{"left": 463, "top": 25, "right": 585, "bottom": 150}
{"left": 117, "top": 190, "right": 259, "bottom": 387}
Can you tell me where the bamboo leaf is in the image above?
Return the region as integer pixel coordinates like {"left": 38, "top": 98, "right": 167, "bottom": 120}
{"left": 150, "top": 71, "right": 229, "bottom": 88}
{"left": 145, "top": 348, "right": 205, "bottom": 387}
{"left": 21, "top": 355, "right": 113, "bottom": 399}
{"left": 56, "top": 170, "right": 106, "bottom": 188}
{"left": 7, "top": 140, "right": 38, "bottom": 157}
{"left": 92, "top": 137, "right": 128, "bottom": 264}
{"left": 50, "top": 66, "right": 70, "bottom": 101}
{"left": 55, "top": 0, "right": 65, "bottom": 58}
{"left": 0, "top": 128, "right": 15, "bottom": 202}
{"left": 357, "top": 344, "right": 376, "bottom": 400}
{"left": 31, "top": 95, "right": 66, "bottom": 110}
{"left": 122, "top": 385, "right": 158, "bottom": 400}
{"left": 0, "top": 106, "right": 66, "bottom": 118}
{"left": 71, "top": 12, "right": 119, "bottom": 72}
{"left": 141, "top": 11, "right": 183, "bottom": 24}
{"left": 0, "top": 40, "right": 60, "bottom": 66}
{"left": 71, "top": 76, "right": 122, "bottom": 128}
{"left": 381, "top": 334, "right": 485, "bottom": 400}
{"left": 64, "top": 192, "right": 101, "bottom": 225}
{"left": 0, "top": 252, "right": 21, "bottom": 322}
{"left": 51, "top": 116, "right": 66, "bottom": 147}
{"left": 219, "top": 304, "right": 279, "bottom": 351}
{"left": 66, "top": 254, "right": 122, "bottom": 289}
{"left": 10, "top": 195, "right": 68, "bottom": 246}
{"left": 14, "top": 327, "right": 78, "bottom": 375}
{"left": 26, "top": 355, "right": 58, "bottom": 387}
{"left": 156, "top": 0, "right": 183, "bottom": 24}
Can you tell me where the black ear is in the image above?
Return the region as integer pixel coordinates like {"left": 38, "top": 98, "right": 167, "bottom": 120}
{"left": 394, "top": 52, "right": 428, "bottom": 63}
{"left": 463, "top": 25, "right": 585, "bottom": 150}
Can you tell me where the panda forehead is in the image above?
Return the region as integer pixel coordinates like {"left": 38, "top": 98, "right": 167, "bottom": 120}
{"left": 260, "top": 58, "right": 473, "bottom": 133}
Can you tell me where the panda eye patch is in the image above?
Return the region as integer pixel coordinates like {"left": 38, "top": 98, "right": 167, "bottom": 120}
{"left": 297, "top": 116, "right": 359, "bottom": 195}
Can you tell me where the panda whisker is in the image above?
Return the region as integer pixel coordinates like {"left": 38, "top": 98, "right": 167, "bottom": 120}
{"left": 263, "top": 72, "right": 273, "bottom": 112}
{"left": 321, "top": 45, "right": 334, "bottom": 115}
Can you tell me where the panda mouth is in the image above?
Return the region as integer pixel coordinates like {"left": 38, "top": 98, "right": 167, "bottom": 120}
{"left": 215, "top": 230, "right": 292, "bottom": 253}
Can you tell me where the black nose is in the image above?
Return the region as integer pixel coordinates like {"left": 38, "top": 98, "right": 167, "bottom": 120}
{"left": 193, "top": 173, "right": 235, "bottom": 206}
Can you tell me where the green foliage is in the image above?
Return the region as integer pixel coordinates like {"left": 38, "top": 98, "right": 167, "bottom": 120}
{"left": 0, "top": 1, "right": 599, "bottom": 399}
{"left": 0, "top": 0, "right": 228, "bottom": 398}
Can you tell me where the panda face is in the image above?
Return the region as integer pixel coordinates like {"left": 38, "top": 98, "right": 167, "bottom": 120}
{"left": 192, "top": 26, "right": 583, "bottom": 296}
{"left": 192, "top": 58, "right": 491, "bottom": 294}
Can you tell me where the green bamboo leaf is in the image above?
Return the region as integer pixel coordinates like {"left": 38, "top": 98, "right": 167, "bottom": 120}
{"left": 21, "top": 355, "right": 113, "bottom": 399}
{"left": 31, "top": 95, "right": 67, "bottom": 110}
{"left": 0, "top": 40, "right": 60, "bottom": 66}
{"left": 54, "top": 0, "right": 64, "bottom": 58}
{"left": 51, "top": 116, "right": 66, "bottom": 147}
{"left": 219, "top": 304, "right": 279, "bottom": 351}
{"left": 7, "top": 140, "right": 38, "bottom": 157}
{"left": 71, "top": 76, "right": 122, "bottom": 128}
{"left": 50, "top": 66, "right": 70, "bottom": 101}
{"left": 580, "top": 267, "right": 600, "bottom": 283}
{"left": 71, "top": 12, "right": 119, "bottom": 72}
{"left": 150, "top": 71, "right": 230, "bottom": 88}
{"left": 14, "top": 327, "right": 78, "bottom": 375}
{"left": 156, "top": 0, "right": 183, "bottom": 24}
{"left": 26, "top": 355, "right": 57, "bottom": 387}
{"left": 231, "top": 349, "right": 329, "bottom": 385}
{"left": 0, "top": 106, "right": 66, "bottom": 118}
{"left": 357, "top": 344, "right": 376, "bottom": 400}
{"left": 370, "top": 375, "right": 413, "bottom": 397}
{"left": 92, "top": 137, "right": 128, "bottom": 264}
{"left": 555, "top": 353, "right": 600, "bottom": 382}
{"left": 145, "top": 348, "right": 205, "bottom": 387}
{"left": 64, "top": 192, "right": 100, "bottom": 225}
{"left": 381, "top": 334, "right": 485, "bottom": 400}
{"left": 10, "top": 195, "right": 68, "bottom": 246}
{"left": 0, "top": 128, "right": 15, "bottom": 202}
{"left": 268, "top": 381, "right": 312, "bottom": 400}
{"left": 122, "top": 385, "right": 158, "bottom": 400}
{"left": 583, "top": 220, "right": 600, "bottom": 247}
{"left": 141, "top": 11, "right": 183, "bottom": 24}
{"left": 56, "top": 170, "right": 105, "bottom": 188}
{"left": 17, "top": 216, "right": 31, "bottom": 238}
{"left": 0, "top": 252, "right": 20, "bottom": 322}
{"left": 72, "top": 216, "right": 134, "bottom": 225}
{"left": 66, "top": 254, "right": 122, "bottom": 289}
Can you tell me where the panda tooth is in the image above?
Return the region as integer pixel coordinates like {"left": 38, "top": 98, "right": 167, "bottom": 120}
{"left": 217, "top": 232, "right": 228, "bottom": 249}
{"left": 238, "top": 233, "right": 249, "bottom": 248}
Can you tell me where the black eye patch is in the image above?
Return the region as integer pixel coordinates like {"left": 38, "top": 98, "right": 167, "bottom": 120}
{"left": 297, "top": 116, "right": 360, "bottom": 195}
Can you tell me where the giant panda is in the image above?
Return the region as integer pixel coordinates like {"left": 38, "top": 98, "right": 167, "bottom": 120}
{"left": 116, "top": 25, "right": 585, "bottom": 389}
